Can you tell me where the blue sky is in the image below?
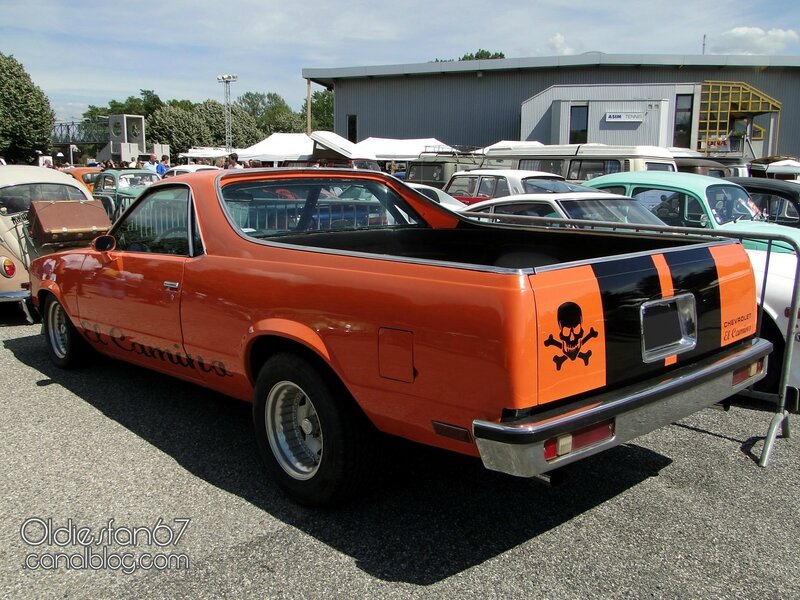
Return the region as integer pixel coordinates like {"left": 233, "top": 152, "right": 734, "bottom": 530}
{"left": 2, "top": 0, "right": 799, "bottom": 122}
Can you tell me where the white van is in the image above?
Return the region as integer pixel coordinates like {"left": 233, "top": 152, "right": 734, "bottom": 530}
{"left": 477, "top": 142, "right": 677, "bottom": 182}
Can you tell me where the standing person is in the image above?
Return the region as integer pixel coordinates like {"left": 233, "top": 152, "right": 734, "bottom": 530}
{"left": 226, "top": 153, "right": 243, "bottom": 169}
{"left": 157, "top": 155, "right": 170, "bottom": 176}
{"left": 143, "top": 154, "right": 159, "bottom": 172}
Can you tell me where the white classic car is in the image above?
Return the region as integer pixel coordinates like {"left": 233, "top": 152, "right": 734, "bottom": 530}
{"left": 0, "top": 166, "right": 95, "bottom": 318}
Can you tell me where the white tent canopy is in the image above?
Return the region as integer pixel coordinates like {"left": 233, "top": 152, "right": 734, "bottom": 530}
{"left": 178, "top": 147, "right": 231, "bottom": 160}
{"left": 310, "top": 131, "right": 377, "bottom": 160}
{"left": 764, "top": 159, "right": 800, "bottom": 174}
{"left": 238, "top": 133, "right": 314, "bottom": 162}
{"left": 353, "top": 137, "right": 453, "bottom": 160}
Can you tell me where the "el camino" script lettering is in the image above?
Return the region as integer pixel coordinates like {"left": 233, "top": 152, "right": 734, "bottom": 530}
{"left": 80, "top": 322, "right": 233, "bottom": 377}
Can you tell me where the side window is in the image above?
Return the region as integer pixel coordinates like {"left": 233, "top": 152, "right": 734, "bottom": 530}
{"left": 569, "top": 160, "right": 621, "bottom": 180}
{"left": 447, "top": 176, "right": 478, "bottom": 196}
{"left": 594, "top": 185, "right": 627, "bottom": 195}
{"left": 477, "top": 177, "right": 497, "bottom": 198}
{"left": 114, "top": 187, "right": 190, "bottom": 255}
{"left": 519, "top": 159, "right": 565, "bottom": 176}
{"left": 494, "top": 178, "right": 510, "bottom": 197}
{"left": 685, "top": 196, "right": 705, "bottom": 223}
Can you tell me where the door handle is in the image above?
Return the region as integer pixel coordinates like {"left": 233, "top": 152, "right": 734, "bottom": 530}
{"left": 163, "top": 281, "right": 180, "bottom": 290}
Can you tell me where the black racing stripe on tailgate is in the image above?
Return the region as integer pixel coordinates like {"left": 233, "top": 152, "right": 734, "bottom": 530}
{"left": 591, "top": 255, "right": 662, "bottom": 385}
{"left": 663, "top": 246, "right": 721, "bottom": 359}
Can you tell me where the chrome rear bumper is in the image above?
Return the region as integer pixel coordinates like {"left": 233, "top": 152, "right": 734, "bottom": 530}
{"left": 473, "top": 338, "right": 772, "bottom": 477}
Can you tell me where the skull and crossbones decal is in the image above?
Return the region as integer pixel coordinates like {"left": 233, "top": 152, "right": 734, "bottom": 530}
{"left": 544, "top": 301, "right": 598, "bottom": 371}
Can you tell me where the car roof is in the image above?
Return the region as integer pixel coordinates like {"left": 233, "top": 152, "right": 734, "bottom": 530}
{"left": 586, "top": 170, "right": 746, "bottom": 192}
{"left": 726, "top": 177, "right": 800, "bottom": 196}
{"left": 462, "top": 191, "right": 633, "bottom": 211}
{"left": 64, "top": 166, "right": 102, "bottom": 175}
{"left": 449, "top": 168, "right": 565, "bottom": 180}
{"left": 101, "top": 169, "right": 160, "bottom": 176}
{"left": 167, "top": 165, "right": 221, "bottom": 173}
{"left": 0, "top": 165, "right": 90, "bottom": 188}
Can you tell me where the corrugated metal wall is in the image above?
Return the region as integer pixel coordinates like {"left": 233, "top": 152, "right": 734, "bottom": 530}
{"left": 332, "top": 65, "right": 800, "bottom": 156}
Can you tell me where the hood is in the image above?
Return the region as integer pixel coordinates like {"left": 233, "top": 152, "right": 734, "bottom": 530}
{"left": 718, "top": 220, "right": 800, "bottom": 254}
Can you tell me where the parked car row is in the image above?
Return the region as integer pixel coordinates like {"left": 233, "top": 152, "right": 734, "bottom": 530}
{"left": 451, "top": 170, "right": 800, "bottom": 399}
{"left": 2, "top": 164, "right": 799, "bottom": 404}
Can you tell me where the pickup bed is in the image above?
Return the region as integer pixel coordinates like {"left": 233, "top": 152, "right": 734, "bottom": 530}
{"left": 29, "top": 169, "right": 770, "bottom": 504}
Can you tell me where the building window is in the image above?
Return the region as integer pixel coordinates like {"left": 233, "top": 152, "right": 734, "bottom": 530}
{"left": 347, "top": 115, "right": 357, "bottom": 143}
{"left": 569, "top": 106, "right": 588, "bottom": 144}
{"left": 673, "top": 94, "right": 693, "bottom": 148}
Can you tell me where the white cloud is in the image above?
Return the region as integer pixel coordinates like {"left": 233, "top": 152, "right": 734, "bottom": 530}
{"left": 548, "top": 33, "right": 578, "bottom": 56}
{"left": 711, "top": 27, "right": 799, "bottom": 54}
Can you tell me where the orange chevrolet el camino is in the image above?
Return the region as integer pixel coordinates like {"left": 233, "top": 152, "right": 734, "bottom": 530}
{"left": 28, "top": 168, "right": 770, "bottom": 505}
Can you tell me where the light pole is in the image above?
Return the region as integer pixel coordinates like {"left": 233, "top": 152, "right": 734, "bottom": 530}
{"left": 217, "top": 74, "right": 238, "bottom": 152}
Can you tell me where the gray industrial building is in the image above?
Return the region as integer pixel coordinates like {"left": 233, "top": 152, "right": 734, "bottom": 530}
{"left": 303, "top": 53, "right": 800, "bottom": 160}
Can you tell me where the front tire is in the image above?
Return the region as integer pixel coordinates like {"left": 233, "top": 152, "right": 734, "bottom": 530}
{"left": 43, "top": 295, "right": 90, "bottom": 368}
{"left": 253, "top": 353, "right": 375, "bottom": 506}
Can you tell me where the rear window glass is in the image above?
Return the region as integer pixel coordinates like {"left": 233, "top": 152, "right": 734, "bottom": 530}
{"left": 0, "top": 183, "right": 86, "bottom": 213}
{"left": 220, "top": 177, "right": 425, "bottom": 238}
{"left": 645, "top": 162, "right": 676, "bottom": 172}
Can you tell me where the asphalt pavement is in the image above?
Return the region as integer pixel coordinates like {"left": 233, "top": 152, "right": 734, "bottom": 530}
{"left": 0, "top": 303, "right": 798, "bottom": 599}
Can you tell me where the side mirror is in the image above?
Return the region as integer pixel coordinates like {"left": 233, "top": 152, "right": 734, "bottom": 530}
{"left": 92, "top": 234, "right": 116, "bottom": 252}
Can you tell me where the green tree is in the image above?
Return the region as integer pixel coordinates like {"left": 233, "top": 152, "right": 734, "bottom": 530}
{"left": 460, "top": 49, "right": 505, "bottom": 60}
{"left": 167, "top": 99, "right": 195, "bottom": 112}
{"left": 235, "top": 91, "right": 268, "bottom": 122}
{"left": 0, "top": 53, "right": 55, "bottom": 163}
{"left": 304, "top": 89, "right": 334, "bottom": 131}
{"left": 146, "top": 105, "right": 213, "bottom": 155}
{"left": 263, "top": 93, "right": 301, "bottom": 133}
{"left": 193, "top": 100, "right": 263, "bottom": 148}
{"left": 84, "top": 90, "right": 165, "bottom": 121}
{"left": 271, "top": 110, "right": 305, "bottom": 133}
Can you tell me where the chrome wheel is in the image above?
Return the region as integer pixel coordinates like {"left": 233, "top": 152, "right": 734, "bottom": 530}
{"left": 265, "top": 380, "right": 323, "bottom": 480}
{"left": 47, "top": 300, "right": 70, "bottom": 360}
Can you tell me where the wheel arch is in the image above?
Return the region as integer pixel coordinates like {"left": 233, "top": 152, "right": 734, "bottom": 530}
{"left": 246, "top": 326, "right": 357, "bottom": 411}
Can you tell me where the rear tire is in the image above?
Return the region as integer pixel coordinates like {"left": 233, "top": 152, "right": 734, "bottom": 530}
{"left": 43, "top": 296, "right": 90, "bottom": 368}
{"left": 252, "top": 353, "right": 375, "bottom": 506}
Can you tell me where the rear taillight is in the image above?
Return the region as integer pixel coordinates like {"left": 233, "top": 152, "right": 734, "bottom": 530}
{"left": 732, "top": 360, "right": 764, "bottom": 386}
{"left": 544, "top": 420, "right": 615, "bottom": 461}
{"left": 1, "top": 257, "right": 15, "bottom": 278}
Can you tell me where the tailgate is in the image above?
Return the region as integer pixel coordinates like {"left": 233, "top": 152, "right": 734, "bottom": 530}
{"left": 530, "top": 242, "right": 757, "bottom": 405}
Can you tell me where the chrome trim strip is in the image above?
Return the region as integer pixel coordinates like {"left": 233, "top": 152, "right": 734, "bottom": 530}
{"left": 472, "top": 338, "right": 771, "bottom": 477}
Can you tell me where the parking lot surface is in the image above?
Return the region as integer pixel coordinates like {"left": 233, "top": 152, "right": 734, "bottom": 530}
{"left": 1, "top": 304, "right": 798, "bottom": 599}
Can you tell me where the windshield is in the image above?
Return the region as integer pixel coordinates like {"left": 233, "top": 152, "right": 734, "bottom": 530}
{"left": 0, "top": 183, "right": 86, "bottom": 214}
{"left": 560, "top": 197, "right": 665, "bottom": 225}
{"left": 220, "top": 177, "right": 424, "bottom": 238}
{"left": 522, "top": 179, "right": 596, "bottom": 193}
{"left": 119, "top": 172, "right": 160, "bottom": 188}
{"left": 706, "top": 184, "right": 760, "bottom": 224}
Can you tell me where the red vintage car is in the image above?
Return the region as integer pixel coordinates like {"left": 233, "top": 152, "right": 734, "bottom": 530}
{"left": 29, "top": 168, "right": 768, "bottom": 505}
